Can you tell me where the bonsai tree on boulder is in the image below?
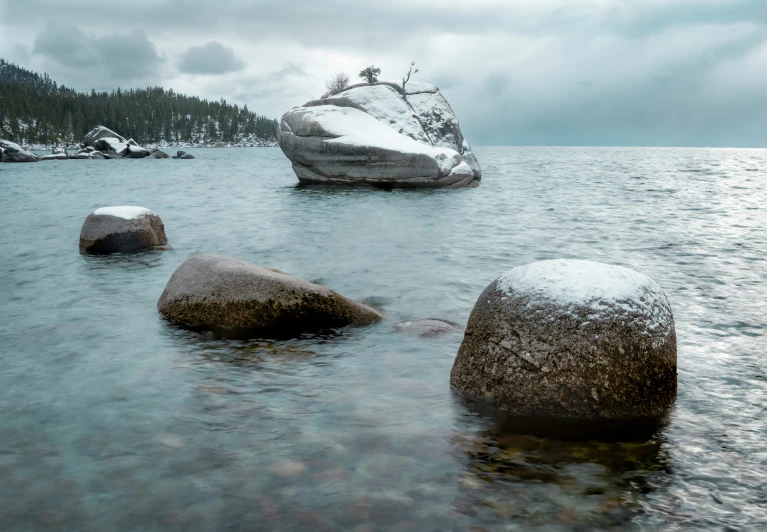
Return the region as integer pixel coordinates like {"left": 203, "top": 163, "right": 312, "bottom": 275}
{"left": 324, "top": 72, "right": 350, "bottom": 96}
{"left": 401, "top": 61, "right": 419, "bottom": 93}
{"left": 358, "top": 66, "right": 381, "bottom": 85}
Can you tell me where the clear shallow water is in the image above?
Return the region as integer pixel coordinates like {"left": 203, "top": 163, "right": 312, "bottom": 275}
{"left": 1, "top": 147, "right": 766, "bottom": 530}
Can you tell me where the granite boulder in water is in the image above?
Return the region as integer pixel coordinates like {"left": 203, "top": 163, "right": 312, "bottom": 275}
{"left": 450, "top": 259, "right": 677, "bottom": 421}
{"left": 81, "top": 125, "right": 128, "bottom": 148}
{"left": 79, "top": 206, "right": 168, "bottom": 254}
{"left": 157, "top": 255, "right": 383, "bottom": 337}
{"left": 0, "top": 140, "right": 40, "bottom": 162}
{"left": 278, "top": 81, "right": 480, "bottom": 188}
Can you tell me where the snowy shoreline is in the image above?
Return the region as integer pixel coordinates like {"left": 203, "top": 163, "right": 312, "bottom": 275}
{"left": 26, "top": 141, "right": 278, "bottom": 151}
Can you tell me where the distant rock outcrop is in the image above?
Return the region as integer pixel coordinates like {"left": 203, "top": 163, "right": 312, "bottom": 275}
{"left": 278, "top": 81, "right": 480, "bottom": 188}
{"left": 79, "top": 126, "right": 178, "bottom": 160}
{"left": 157, "top": 255, "right": 383, "bottom": 337}
{"left": 149, "top": 149, "right": 170, "bottom": 159}
{"left": 0, "top": 140, "right": 40, "bottom": 162}
{"left": 79, "top": 206, "right": 168, "bottom": 254}
{"left": 81, "top": 126, "right": 128, "bottom": 148}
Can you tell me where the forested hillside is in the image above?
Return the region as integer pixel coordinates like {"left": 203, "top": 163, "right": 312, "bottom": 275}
{"left": 0, "top": 59, "right": 277, "bottom": 147}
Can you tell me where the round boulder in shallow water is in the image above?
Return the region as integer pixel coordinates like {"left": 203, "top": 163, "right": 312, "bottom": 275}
{"left": 450, "top": 259, "right": 677, "bottom": 421}
{"left": 79, "top": 206, "right": 168, "bottom": 254}
{"left": 157, "top": 255, "right": 383, "bottom": 337}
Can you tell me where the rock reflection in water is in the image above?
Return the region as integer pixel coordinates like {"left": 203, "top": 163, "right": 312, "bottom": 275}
{"left": 449, "top": 401, "right": 673, "bottom": 528}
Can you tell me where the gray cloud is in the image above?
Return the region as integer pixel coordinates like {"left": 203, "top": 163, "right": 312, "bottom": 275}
{"left": 32, "top": 22, "right": 163, "bottom": 82}
{"left": 178, "top": 41, "right": 245, "bottom": 74}
{"left": 5, "top": 0, "right": 767, "bottom": 145}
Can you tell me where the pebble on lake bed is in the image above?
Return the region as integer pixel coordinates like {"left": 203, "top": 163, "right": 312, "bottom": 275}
{"left": 157, "top": 254, "right": 383, "bottom": 337}
{"left": 450, "top": 259, "right": 677, "bottom": 421}
{"left": 79, "top": 206, "right": 168, "bottom": 254}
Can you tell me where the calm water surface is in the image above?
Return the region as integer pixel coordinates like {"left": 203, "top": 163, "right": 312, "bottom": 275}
{"left": 1, "top": 147, "right": 766, "bottom": 530}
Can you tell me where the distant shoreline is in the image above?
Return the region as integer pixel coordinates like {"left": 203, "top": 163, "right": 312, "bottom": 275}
{"left": 26, "top": 142, "right": 278, "bottom": 152}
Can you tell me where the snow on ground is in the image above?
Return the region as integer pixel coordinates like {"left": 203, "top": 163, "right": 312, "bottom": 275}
{"left": 93, "top": 206, "right": 154, "bottom": 220}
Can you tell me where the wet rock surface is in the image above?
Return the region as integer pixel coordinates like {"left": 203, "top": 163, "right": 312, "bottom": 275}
{"left": 79, "top": 206, "right": 168, "bottom": 254}
{"left": 157, "top": 254, "right": 383, "bottom": 337}
{"left": 450, "top": 259, "right": 677, "bottom": 421}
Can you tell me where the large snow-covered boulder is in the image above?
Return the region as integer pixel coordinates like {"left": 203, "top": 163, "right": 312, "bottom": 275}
{"left": 79, "top": 206, "right": 168, "bottom": 254}
{"left": 81, "top": 126, "right": 128, "bottom": 148}
{"left": 0, "top": 140, "right": 40, "bottom": 162}
{"left": 450, "top": 260, "right": 677, "bottom": 421}
{"left": 157, "top": 255, "right": 384, "bottom": 337}
{"left": 93, "top": 137, "right": 129, "bottom": 157}
{"left": 278, "top": 81, "right": 481, "bottom": 188}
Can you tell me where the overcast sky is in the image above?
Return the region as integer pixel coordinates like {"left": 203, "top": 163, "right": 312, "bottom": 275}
{"left": 2, "top": 0, "right": 767, "bottom": 146}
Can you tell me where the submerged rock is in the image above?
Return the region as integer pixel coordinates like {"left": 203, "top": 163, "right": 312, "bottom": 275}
{"left": 450, "top": 259, "right": 677, "bottom": 421}
{"left": 157, "top": 255, "right": 383, "bottom": 337}
{"left": 394, "top": 319, "right": 456, "bottom": 337}
{"left": 277, "top": 81, "right": 480, "bottom": 188}
{"left": 0, "top": 140, "right": 40, "bottom": 162}
{"left": 79, "top": 206, "right": 168, "bottom": 254}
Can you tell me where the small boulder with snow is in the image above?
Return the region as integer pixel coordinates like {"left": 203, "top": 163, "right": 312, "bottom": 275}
{"left": 0, "top": 140, "right": 40, "bottom": 162}
{"left": 149, "top": 148, "right": 170, "bottom": 159}
{"left": 128, "top": 145, "right": 151, "bottom": 158}
{"left": 40, "top": 147, "right": 69, "bottom": 161}
{"left": 450, "top": 259, "right": 677, "bottom": 421}
{"left": 79, "top": 206, "right": 168, "bottom": 254}
{"left": 157, "top": 255, "right": 383, "bottom": 337}
{"left": 277, "top": 81, "right": 480, "bottom": 188}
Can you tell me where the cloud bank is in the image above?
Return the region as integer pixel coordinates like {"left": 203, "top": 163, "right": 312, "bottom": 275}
{"left": 2, "top": 0, "right": 767, "bottom": 146}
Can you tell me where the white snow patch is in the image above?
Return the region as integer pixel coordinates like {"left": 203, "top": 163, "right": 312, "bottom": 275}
{"left": 327, "top": 84, "right": 430, "bottom": 145}
{"left": 381, "top": 80, "right": 438, "bottom": 94}
{"left": 93, "top": 206, "right": 154, "bottom": 220}
{"left": 498, "top": 259, "right": 663, "bottom": 306}
{"left": 303, "top": 105, "right": 461, "bottom": 175}
{"left": 497, "top": 259, "right": 674, "bottom": 336}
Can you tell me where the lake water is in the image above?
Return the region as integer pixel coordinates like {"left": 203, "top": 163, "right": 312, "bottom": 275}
{"left": 1, "top": 147, "right": 766, "bottom": 530}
